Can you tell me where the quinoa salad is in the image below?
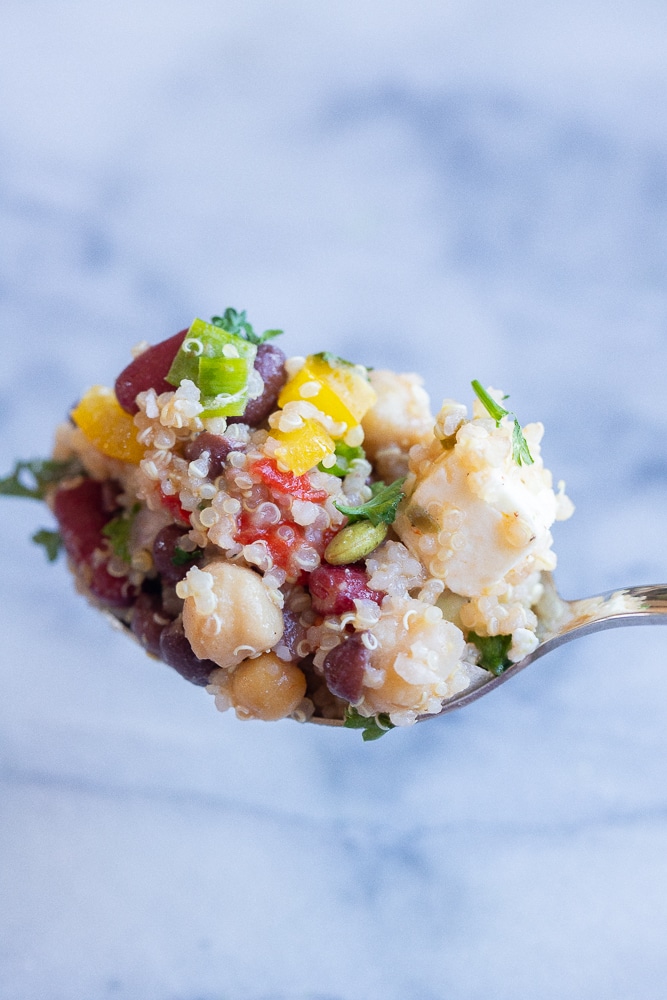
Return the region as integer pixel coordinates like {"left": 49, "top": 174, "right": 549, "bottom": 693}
{"left": 1, "top": 310, "right": 574, "bottom": 739}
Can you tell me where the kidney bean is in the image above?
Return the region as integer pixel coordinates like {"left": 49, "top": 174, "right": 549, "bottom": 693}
{"left": 322, "top": 634, "right": 369, "bottom": 704}
{"left": 53, "top": 479, "right": 115, "bottom": 563}
{"left": 159, "top": 616, "right": 218, "bottom": 686}
{"left": 130, "top": 590, "right": 173, "bottom": 656}
{"left": 183, "top": 431, "right": 237, "bottom": 479}
{"left": 228, "top": 342, "right": 286, "bottom": 427}
{"left": 53, "top": 479, "right": 137, "bottom": 607}
{"left": 115, "top": 329, "right": 187, "bottom": 414}
{"left": 152, "top": 524, "right": 201, "bottom": 584}
{"left": 308, "top": 562, "right": 383, "bottom": 616}
{"left": 88, "top": 564, "right": 137, "bottom": 608}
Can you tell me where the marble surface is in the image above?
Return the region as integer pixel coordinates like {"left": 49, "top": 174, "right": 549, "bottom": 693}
{"left": 1, "top": 3, "right": 667, "bottom": 998}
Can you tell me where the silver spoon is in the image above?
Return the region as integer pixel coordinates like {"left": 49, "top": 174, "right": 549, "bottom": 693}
{"left": 311, "top": 573, "right": 667, "bottom": 726}
{"left": 103, "top": 572, "right": 667, "bottom": 725}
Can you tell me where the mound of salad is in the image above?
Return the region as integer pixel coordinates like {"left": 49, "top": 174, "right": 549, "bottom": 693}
{"left": 1, "top": 310, "right": 573, "bottom": 739}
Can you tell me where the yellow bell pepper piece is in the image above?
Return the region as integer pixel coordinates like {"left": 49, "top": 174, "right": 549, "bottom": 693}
{"left": 272, "top": 418, "right": 335, "bottom": 476}
{"left": 278, "top": 355, "right": 376, "bottom": 435}
{"left": 71, "top": 386, "right": 145, "bottom": 463}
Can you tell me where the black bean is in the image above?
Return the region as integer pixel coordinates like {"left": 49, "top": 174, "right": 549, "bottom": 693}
{"left": 159, "top": 616, "right": 218, "bottom": 686}
{"left": 322, "top": 633, "right": 369, "bottom": 704}
{"left": 152, "top": 525, "right": 200, "bottom": 584}
{"left": 131, "top": 591, "right": 173, "bottom": 656}
{"left": 228, "top": 343, "right": 286, "bottom": 427}
{"left": 183, "top": 431, "right": 236, "bottom": 479}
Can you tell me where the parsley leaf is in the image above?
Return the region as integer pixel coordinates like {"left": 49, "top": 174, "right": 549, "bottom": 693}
{"left": 32, "top": 529, "right": 63, "bottom": 562}
{"left": 312, "top": 350, "right": 355, "bottom": 369}
{"left": 101, "top": 503, "right": 140, "bottom": 563}
{"left": 334, "top": 477, "right": 406, "bottom": 526}
{"left": 211, "top": 308, "right": 283, "bottom": 346}
{"left": 171, "top": 545, "right": 204, "bottom": 567}
{"left": 470, "top": 381, "right": 534, "bottom": 467}
{"left": 468, "top": 632, "right": 513, "bottom": 676}
{"left": 343, "top": 706, "right": 395, "bottom": 741}
{"left": 0, "top": 458, "right": 84, "bottom": 501}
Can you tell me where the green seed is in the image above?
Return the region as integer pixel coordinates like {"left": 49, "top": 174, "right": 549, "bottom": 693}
{"left": 406, "top": 503, "right": 439, "bottom": 534}
{"left": 323, "top": 520, "right": 388, "bottom": 565}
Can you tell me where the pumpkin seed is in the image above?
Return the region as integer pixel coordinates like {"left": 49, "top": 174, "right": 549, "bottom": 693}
{"left": 323, "top": 520, "right": 388, "bottom": 565}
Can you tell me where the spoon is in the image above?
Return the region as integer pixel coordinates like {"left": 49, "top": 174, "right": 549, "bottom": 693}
{"left": 311, "top": 573, "right": 667, "bottom": 726}
{"left": 103, "top": 572, "right": 667, "bottom": 725}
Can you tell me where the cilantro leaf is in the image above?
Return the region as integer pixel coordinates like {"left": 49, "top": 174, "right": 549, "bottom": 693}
{"left": 343, "top": 706, "right": 395, "bottom": 741}
{"left": 334, "top": 477, "right": 406, "bottom": 526}
{"left": 211, "top": 308, "right": 283, "bottom": 346}
{"left": 101, "top": 503, "right": 140, "bottom": 563}
{"left": 32, "top": 529, "right": 63, "bottom": 562}
{"left": 470, "top": 381, "right": 534, "bottom": 467}
{"left": 0, "top": 458, "right": 84, "bottom": 501}
{"left": 468, "top": 632, "right": 513, "bottom": 676}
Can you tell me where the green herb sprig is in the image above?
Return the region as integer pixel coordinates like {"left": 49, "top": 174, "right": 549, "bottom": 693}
{"left": 468, "top": 632, "right": 513, "bottom": 676}
{"left": 334, "top": 477, "right": 406, "bottom": 526}
{"left": 343, "top": 706, "right": 395, "bottom": 741}
{"left": 211, "top": 308, "right": 283, "bottom": 346}
{"left": 102, "top": 503, "right": 140, "bottom": 563}
{"left": 32, "top": 529, "right": 63, "bottom": 562}
{"left": 471, "top": 381, "right": 534, "bottom": 467}
{"left": 0, "top": 458, "right": 84, "bottom": 501}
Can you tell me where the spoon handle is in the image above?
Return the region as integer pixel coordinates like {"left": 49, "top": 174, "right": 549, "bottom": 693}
{"left": 432, "top": 582, "right": 667, "bottom": 717}
{"left": 551, "top": 583, "right": 667, "bottom": 645}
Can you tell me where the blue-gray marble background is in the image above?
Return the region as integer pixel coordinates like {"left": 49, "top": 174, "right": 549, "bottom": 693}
{"left": 1, "top": 4, "right": 666, "bottom": 998}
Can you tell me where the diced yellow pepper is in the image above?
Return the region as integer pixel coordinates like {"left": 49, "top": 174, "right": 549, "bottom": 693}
{"left": 71, "top": 386, "right": 145, "bottom": 463}
{"left": 272, "top": 418, "right": 335, "bottom": 476}
{"left": 278, "top": 355, "right": 377, "bottom": 436}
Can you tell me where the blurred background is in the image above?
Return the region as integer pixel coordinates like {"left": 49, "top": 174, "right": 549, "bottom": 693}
{"left": 1, "top": 3, "right": 666, "bottom": 998}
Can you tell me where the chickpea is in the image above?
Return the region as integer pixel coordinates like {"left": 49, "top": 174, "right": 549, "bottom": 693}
{"left": 180, "top": 561, "right": 284, "bottom": 670}
{"left": 230, "top": 653, "right": 307, "bottom": 721}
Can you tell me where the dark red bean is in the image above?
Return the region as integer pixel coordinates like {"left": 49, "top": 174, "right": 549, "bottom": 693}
{"left": 88, "top": 563, "right": 138, "bottom": 608}
{"left": 228, "top": 343, "right": 287, "bottom": 427}
{"left": 152, "top": 525, "right": 201, "bottom": 584}
{"left": 322, "top": 634, "right": 369, "bottom": 704}
{"left": 115, "top": 329, "right": 187, "bottom": 414}
{"left": 53, "top": 479, "right": 137, "bottom": 607}
{"left": 308, "top": 562, "right": 383, "bottom": 616}
{"left": 130, "top": 591, "right": 173, "bottom": 655}
{"left": 279, "top": 609, "right": 306, "bottom": 660}
{"left": 183, "top": 431, "right": 237, "bottom": 479}
{"left": 159, "top": 616, "right": 218, "bottom": 686}
{"left": 53, "top": 479, "right": 115, "bottom": 563}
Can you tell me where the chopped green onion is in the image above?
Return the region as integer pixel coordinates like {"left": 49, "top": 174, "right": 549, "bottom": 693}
{"left": 166, "top": 317, "right": 257, "bottom": 417}
{"left": 198, "top": 356, "right": 250, "bottom": 416}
